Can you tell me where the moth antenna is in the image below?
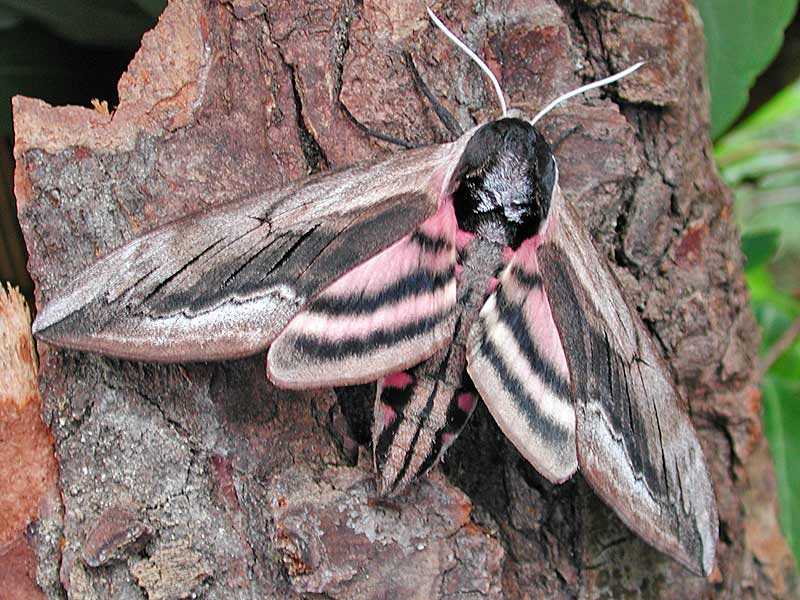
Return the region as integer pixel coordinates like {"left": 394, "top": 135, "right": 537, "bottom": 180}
{"left": 529, "top": 61, "right": 645, "bottom": 127}
{"left": 426, "top": 8, "right": 508, "bottom": 117}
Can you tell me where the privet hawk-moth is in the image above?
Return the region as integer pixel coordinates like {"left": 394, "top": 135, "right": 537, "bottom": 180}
{"left": 32, "top": 10, "right": 718, "bottom": 577}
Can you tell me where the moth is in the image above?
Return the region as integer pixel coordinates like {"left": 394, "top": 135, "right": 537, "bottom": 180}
{"left": 32, "top": 10, "right": 718, "bottom": 577}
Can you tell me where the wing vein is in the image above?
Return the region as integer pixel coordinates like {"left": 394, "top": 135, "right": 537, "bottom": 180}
{"left": 141, "top": 238, "right": 224, "bottom": 305}
{"left": 224, "top": 231, "right": 290, "bottom": 287}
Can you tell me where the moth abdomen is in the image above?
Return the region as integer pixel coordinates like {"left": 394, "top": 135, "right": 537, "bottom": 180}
{"left": 373, "top": 364, "right": 478, "bottom": 497}
{"left": 371, "top": 238, "right": 505, "bottom": 496}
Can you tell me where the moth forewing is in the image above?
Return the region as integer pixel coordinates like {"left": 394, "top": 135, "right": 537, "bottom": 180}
{"left": 539, "top": 187, "right": 719, "bottom": 576}
{"left": 32, "top": 142, "right": 459, "bottom": 363}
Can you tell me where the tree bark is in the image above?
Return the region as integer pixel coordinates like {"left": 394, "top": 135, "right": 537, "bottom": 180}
{"left": 0, "top": 286, "right": 59, "bottom": 599}
{"left": 12, "top": 0, "right": 799, "bottom": 597}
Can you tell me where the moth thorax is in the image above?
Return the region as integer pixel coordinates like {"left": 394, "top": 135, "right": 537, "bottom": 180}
{"left": 452, "top": 118, "right": 556, "bottom": 249}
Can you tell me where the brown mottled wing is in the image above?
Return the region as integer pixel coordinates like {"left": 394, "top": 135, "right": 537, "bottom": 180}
{"left": 32, "top": 144, "right": 453, "bottom": 362}
{"left": 538, "top": 186, "right": 718, "bottom": 576}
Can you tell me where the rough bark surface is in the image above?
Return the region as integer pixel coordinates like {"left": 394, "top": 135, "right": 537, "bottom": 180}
{"left": 12, "top": 0, "right": 799, "bottom": 598}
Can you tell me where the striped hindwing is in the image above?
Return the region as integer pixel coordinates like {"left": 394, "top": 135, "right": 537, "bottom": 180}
{"left": 466, "top": 238, "right": 578, "bottom": 483}
{"left": 267, "top": 202, "right": 459, "bottom": 388}
{"left": 373, "top": 367, "right": 477, "bottom": 496}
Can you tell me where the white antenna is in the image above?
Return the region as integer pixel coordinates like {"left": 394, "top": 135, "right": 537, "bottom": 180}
{"left": 529, "top": 62, "right": 644, "bottom": 127}
{"left": 427, "top": 8, "right": 508, "bottom": 117}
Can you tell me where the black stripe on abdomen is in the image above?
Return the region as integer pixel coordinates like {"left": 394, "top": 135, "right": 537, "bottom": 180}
{"left": 375, "top": 373, "right": 416, "bottom": 470}
{"left": 387, "top": 382, "right": 438, "bottom": 495}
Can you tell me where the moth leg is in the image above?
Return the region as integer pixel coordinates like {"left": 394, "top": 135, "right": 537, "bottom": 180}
{"left": 403, "top": 50, "right": 463, "bottom": 138}
{"left": 339, "top": 102, "right": 421, "bottom": 149}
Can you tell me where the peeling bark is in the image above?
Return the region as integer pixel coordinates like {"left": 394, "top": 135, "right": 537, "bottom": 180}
{"left": 0, "top": 286, "right": 60, "bottom": 599}
{"left": 12, "top": 0, "right": 798, "bottom": 598}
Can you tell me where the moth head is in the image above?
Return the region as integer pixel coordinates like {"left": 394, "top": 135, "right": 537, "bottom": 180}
{"left": 427, "top": 8, "right": 644, "bottom": 247}
{"left": 452, "top": 118, "right": 555, "bottom": 249}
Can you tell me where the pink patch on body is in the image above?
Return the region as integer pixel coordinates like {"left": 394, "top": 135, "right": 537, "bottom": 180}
{"left": 486, "top": 277, "right": 499, "bottom": 293}
{"left": 419, "top": 201, "right": 457, "bottom": 237}
{"left": 323, "top": 201, "right": 457, "bottom": 298}
{"left": 383, "top": 372, "right": 413, "bottom": 389}
{"left": 457, "top": 392, "right": 477, "bottom": 413}
{"left": 514, "top": 235, "right": 542, "bottom": 258}
{"left": 455, "top": 264, "right": 464, "bottom": 278}
{"left": 381, "top": 404, "right": 398, "bottom": 427}
{"left": 502, "top": 246, "right": 514, "bottom": 262}
{"left": 441, "top": 432, "right": 455, "bottom": 446}
{"left": 456, "top": 229, "right": 475, "bottom": 251}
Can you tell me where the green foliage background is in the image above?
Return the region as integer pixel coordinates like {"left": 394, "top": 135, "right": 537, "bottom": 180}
{"left": 697, "top": 0, "right": 800, "bottom": 568}
{"left": 712, "top": 69, "right": 800, "bottom": 564}
{"left": 0, "top": 0, "right": 798, "bottom": 570}
{"left": 696, "top": 0, "right": 797, "bottom": 138}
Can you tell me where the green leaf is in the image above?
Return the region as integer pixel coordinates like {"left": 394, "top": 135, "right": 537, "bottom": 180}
{"left": 751, "top": 293, "right": 797, "bottom": 347}
{"left": 763, "top": 373, "right": 800, "bottom": 567}
{"left": 741, "top": 229, "right": 781, "bottom": 271}
{"left": 0, "top": 0, "right": 157, "bottom": 49}
{"left": 715, "top": 84, "right": 800, "bottom": 168}
{"left": 743, "top": 201, "right": 800, "bottom": 258}
{"left": 695, "top": 0, "right": 798, "bottom": 139}
{"left": 756, "top": 270, "right": 800, "bottom": 564}
{"left": 729, "top": 77, "right": 800, "bottom": 134}
{"left": 719, "top": 76, "right": 800, "bottom": 300}
{"left": 711, "top": 20, "right": 800, "bottom": 573}
{"left": 760, "top": 170, "right": 800, "bottom": 190}
{"left": 747, "top": 270, "right": 800, "bottom": 375}
{"left": 720, "top": 148, "right": 800, "bottom": 186}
